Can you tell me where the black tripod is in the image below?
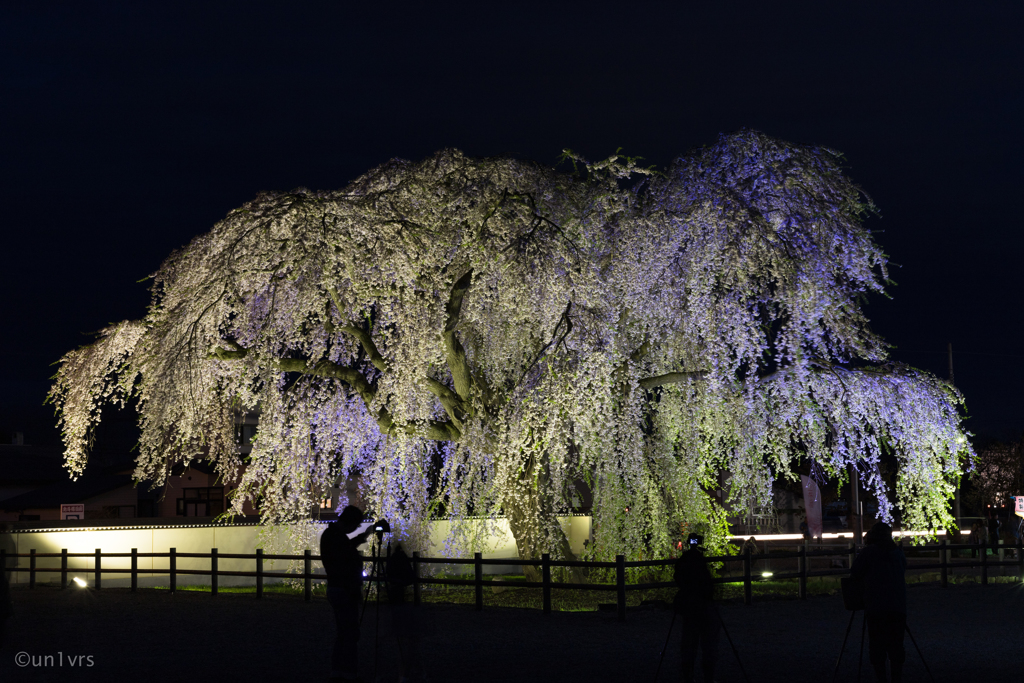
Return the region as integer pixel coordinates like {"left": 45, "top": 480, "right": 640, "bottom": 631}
{"left": 654, "top": 609, "right": 751, "bottom": 683}
{"left": 905, "top": 623, "right": 936, "bottom": 683}
{"left": 833, "top": 611, "right": 936, "bottom": 683}
{"left": 359, "top": 520, "right": 392, "bottom": 683}
{"left": 831, "top": 609, "right": 866, "bottom": 683}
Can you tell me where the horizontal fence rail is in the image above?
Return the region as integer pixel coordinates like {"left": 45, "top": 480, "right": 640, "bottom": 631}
{"left": 2, "top": 539, "right": 1020, "bottom": 622}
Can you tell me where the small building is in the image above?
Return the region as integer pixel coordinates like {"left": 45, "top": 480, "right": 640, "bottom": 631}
{"left": 0, "top": 470, "right": 138, "bottom": 521}
{"left": 0, "top": 443, "right": 67, "bottom": 505}
{"left": 159, "top": 461, "right": 256, "bottom": 518}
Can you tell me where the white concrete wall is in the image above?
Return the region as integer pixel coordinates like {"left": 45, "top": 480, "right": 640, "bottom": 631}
{"left": 2, "top": 525, "right": 295, "bottom": 588}
{"left": 2, "top": 515, "right": 593, "bottom": 587}
{"left": 420, "top": 515, "right": 591, "bottom": 574}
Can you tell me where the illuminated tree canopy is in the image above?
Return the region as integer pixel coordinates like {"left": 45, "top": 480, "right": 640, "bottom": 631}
{"left": 49, "top": 130, "right": 971, "bottom": 560}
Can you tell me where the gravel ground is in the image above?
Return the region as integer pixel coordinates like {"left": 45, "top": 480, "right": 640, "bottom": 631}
{"left": 2, "top": 580, "right": 1021, "bottom": 683}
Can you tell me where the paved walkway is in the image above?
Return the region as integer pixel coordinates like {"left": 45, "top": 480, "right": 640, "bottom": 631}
{"left": 2, "top": 581, "right": 1021, "bottom": 682}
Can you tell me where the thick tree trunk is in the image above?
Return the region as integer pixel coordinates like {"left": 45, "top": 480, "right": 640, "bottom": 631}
{"left": 503, "top": 454, "right": 586, "bottom": 584}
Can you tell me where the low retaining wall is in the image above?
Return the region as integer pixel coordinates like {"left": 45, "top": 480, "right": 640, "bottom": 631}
{"left": 1, "top": 515, "right": 592, "bottom": 587}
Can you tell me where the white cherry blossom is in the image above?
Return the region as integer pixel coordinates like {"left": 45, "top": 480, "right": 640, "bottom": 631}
{"left": 49, "top": 130, "right": 971, "bottom": 560}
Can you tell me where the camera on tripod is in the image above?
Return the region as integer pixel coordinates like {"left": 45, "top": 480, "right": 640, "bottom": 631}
{"left": 373, "top": 519, "right": 390, "bottom": 539}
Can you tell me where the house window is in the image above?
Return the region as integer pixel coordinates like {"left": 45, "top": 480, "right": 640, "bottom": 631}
{"left": 102, "top": 505, "right": 136, "bottom": 518}
{"left": 235, "top": 424, "right": 257, "bottom": 446}
{"left": 176, "top": 487, "right": 225, "bottom": 517}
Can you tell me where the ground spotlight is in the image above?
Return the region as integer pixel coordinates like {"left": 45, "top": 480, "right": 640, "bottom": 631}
{"left": 72, "top": 576, "right": 87, "bottom": 588}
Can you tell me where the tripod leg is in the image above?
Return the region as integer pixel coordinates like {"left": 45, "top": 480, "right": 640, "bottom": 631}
{"left": 857, "top": 611, "right": 866, "bottom": 683}
{"left": 831, "top": 611, "right": 856, "bottom": 683}
{"left": 906, "top": 623, "right": 937, "bottom": 683}
{"left": 359, "top": 568, "right": 372, "bottom": 625}
{"left": 373, "top": 542, "right": 383, "bottom": 683}
{"left": 719, "top": 614, "right": 752, "bottom": 683}
{"left": 653, "top": 610, "right": 677, "bottom": 683}
{"left": 374, "top": 572, "right": 381, "bottom": 683}
{"left": 359, "top": 542, "right": 377, "bottom": 626}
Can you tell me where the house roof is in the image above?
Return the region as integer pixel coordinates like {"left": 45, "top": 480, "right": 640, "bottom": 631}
{"left": 0, "top": 445, "right": 67, "bottom": 484}
{"left": 1, "top": 473, "right": 133, "bottom": 511}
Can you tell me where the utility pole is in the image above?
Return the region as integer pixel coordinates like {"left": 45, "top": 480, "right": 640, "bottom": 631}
{"left": 950, "top": 342, "right": 962, "bottom": 535}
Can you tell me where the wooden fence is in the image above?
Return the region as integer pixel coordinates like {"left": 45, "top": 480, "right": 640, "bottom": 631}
{"left": 3, "top": 539, "right": 1021, "bottom": 622}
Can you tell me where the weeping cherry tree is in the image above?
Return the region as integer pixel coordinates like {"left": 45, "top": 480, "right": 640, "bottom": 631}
{"left": 49, "top": 130, "right": 972, "bottom": 565}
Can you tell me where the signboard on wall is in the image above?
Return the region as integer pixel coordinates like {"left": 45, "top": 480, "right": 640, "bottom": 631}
{"left": 60, "top": 504, "right": 85, "bottom": 520}
{"left": 1015, "top": 496, "right": 1024, "bottom": 518}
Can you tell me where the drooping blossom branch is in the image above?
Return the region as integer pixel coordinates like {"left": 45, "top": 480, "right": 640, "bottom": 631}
{"left": 49, "top": 130, "right": 972, "bottom": 560}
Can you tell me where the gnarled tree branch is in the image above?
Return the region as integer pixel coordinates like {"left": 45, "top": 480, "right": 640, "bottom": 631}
{"left": 442, "top": 269, "right": 478, "bottom": 404}
{"left": 211, "top": 346, "right": 461, "bottom": 440}
{"left": 326, "top": 287, "right": 388, "bottom": 372}
{"left": 638, "top": 371, "right": 708, "bottom": 390}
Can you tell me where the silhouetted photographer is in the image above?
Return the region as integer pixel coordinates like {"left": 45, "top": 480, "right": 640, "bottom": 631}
{"left": 321, "top": 505, "right": 372, "bottom": 683}
{"left": 850, "top": 522, "right": 907, "bottom": 683}
{"left": 673, "top": 533, "right": 721, "bottom": 683}
{"left": 0, "top": 523, "right": 11, "bottom": 649}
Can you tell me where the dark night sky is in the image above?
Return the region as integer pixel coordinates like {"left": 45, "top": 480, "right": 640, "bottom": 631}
{"left": 2, "top": 4, "right": 1022, "bottom": 447}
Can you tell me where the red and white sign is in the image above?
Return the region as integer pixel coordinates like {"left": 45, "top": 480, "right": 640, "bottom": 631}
{"left": 60, "top": 504, "right": 85, "bottom": 520}
{"left": 1015, "top": 496, "right": 1024, "bottom": 519}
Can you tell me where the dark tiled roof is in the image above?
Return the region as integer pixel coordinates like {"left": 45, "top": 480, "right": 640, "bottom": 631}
{"left": 0, "top": 445, "right": 67, "bottom": 483}
{"left": 1, "top": 473, "right": 133, "bottom": 511}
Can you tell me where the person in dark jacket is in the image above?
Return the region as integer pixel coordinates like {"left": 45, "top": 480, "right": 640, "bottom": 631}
{"left": 850, "top": 522, "right": 907, "bottom": 683}
{"left": 0, "top": 523, "right": 11, "bottom": 649}
{"left": 0, "top": 565, "right": 8, "bottom": 649}
{"left": 673, "top": 533, "right": 720, "bottom": 683}
{"left": 321, "top": 505, "right": 371, "bottom": 683}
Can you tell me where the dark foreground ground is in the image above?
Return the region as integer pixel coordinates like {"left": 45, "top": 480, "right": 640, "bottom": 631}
{"left": 3, "top": 581, "right": 1021, "bottom": 683}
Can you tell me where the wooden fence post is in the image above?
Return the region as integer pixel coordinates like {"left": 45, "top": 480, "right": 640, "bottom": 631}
{"left": 131, "top": 548, "right": 138, "bottom": 592}
{"left": 847, "top": 542, "right": 855, "bottom": 570}
{"left": 169, "top": 547, "right": 176, "bottom": 593}
{"left": 95, "top": 549, "right": 101, "bottom": 590}
{"left": 542, "top": 553, "right": 551, "bottom": 615}
{"left": 61, "top": 549, "right": 68, "bottom": 589}
{"left": 1017, "top": 538, "right": 1023, "bottom": 583}
{"left": 29, "top": 549, "right": 36, "bottom": 589}
{"left": 743, "top": 547, "right": 752, "bottom": 605}
{"left": 304, "top": 549, "right": 312, "bottom": 602}
{"left": 474, "top": 552, "right": 483, "bottom": 611}
{"left": 798, "top": 544, "right": 807, "bottom": 599}
{"left": 981, "top": 541, "right": 988, "bottom": 585}
{"left": 412, "top": 551, "right": 421, "bottom": 606}
{"left": 940, "top": 539, "right": 947, "bottom": 588}
{"left": 256, "top": 548, "right": 263, "bottom": 599}
{"left": 616, "top": 555, "right": 626, "bottom": 623}
{"left": 211, "top": 548, "right": 218, "bottom": 595}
